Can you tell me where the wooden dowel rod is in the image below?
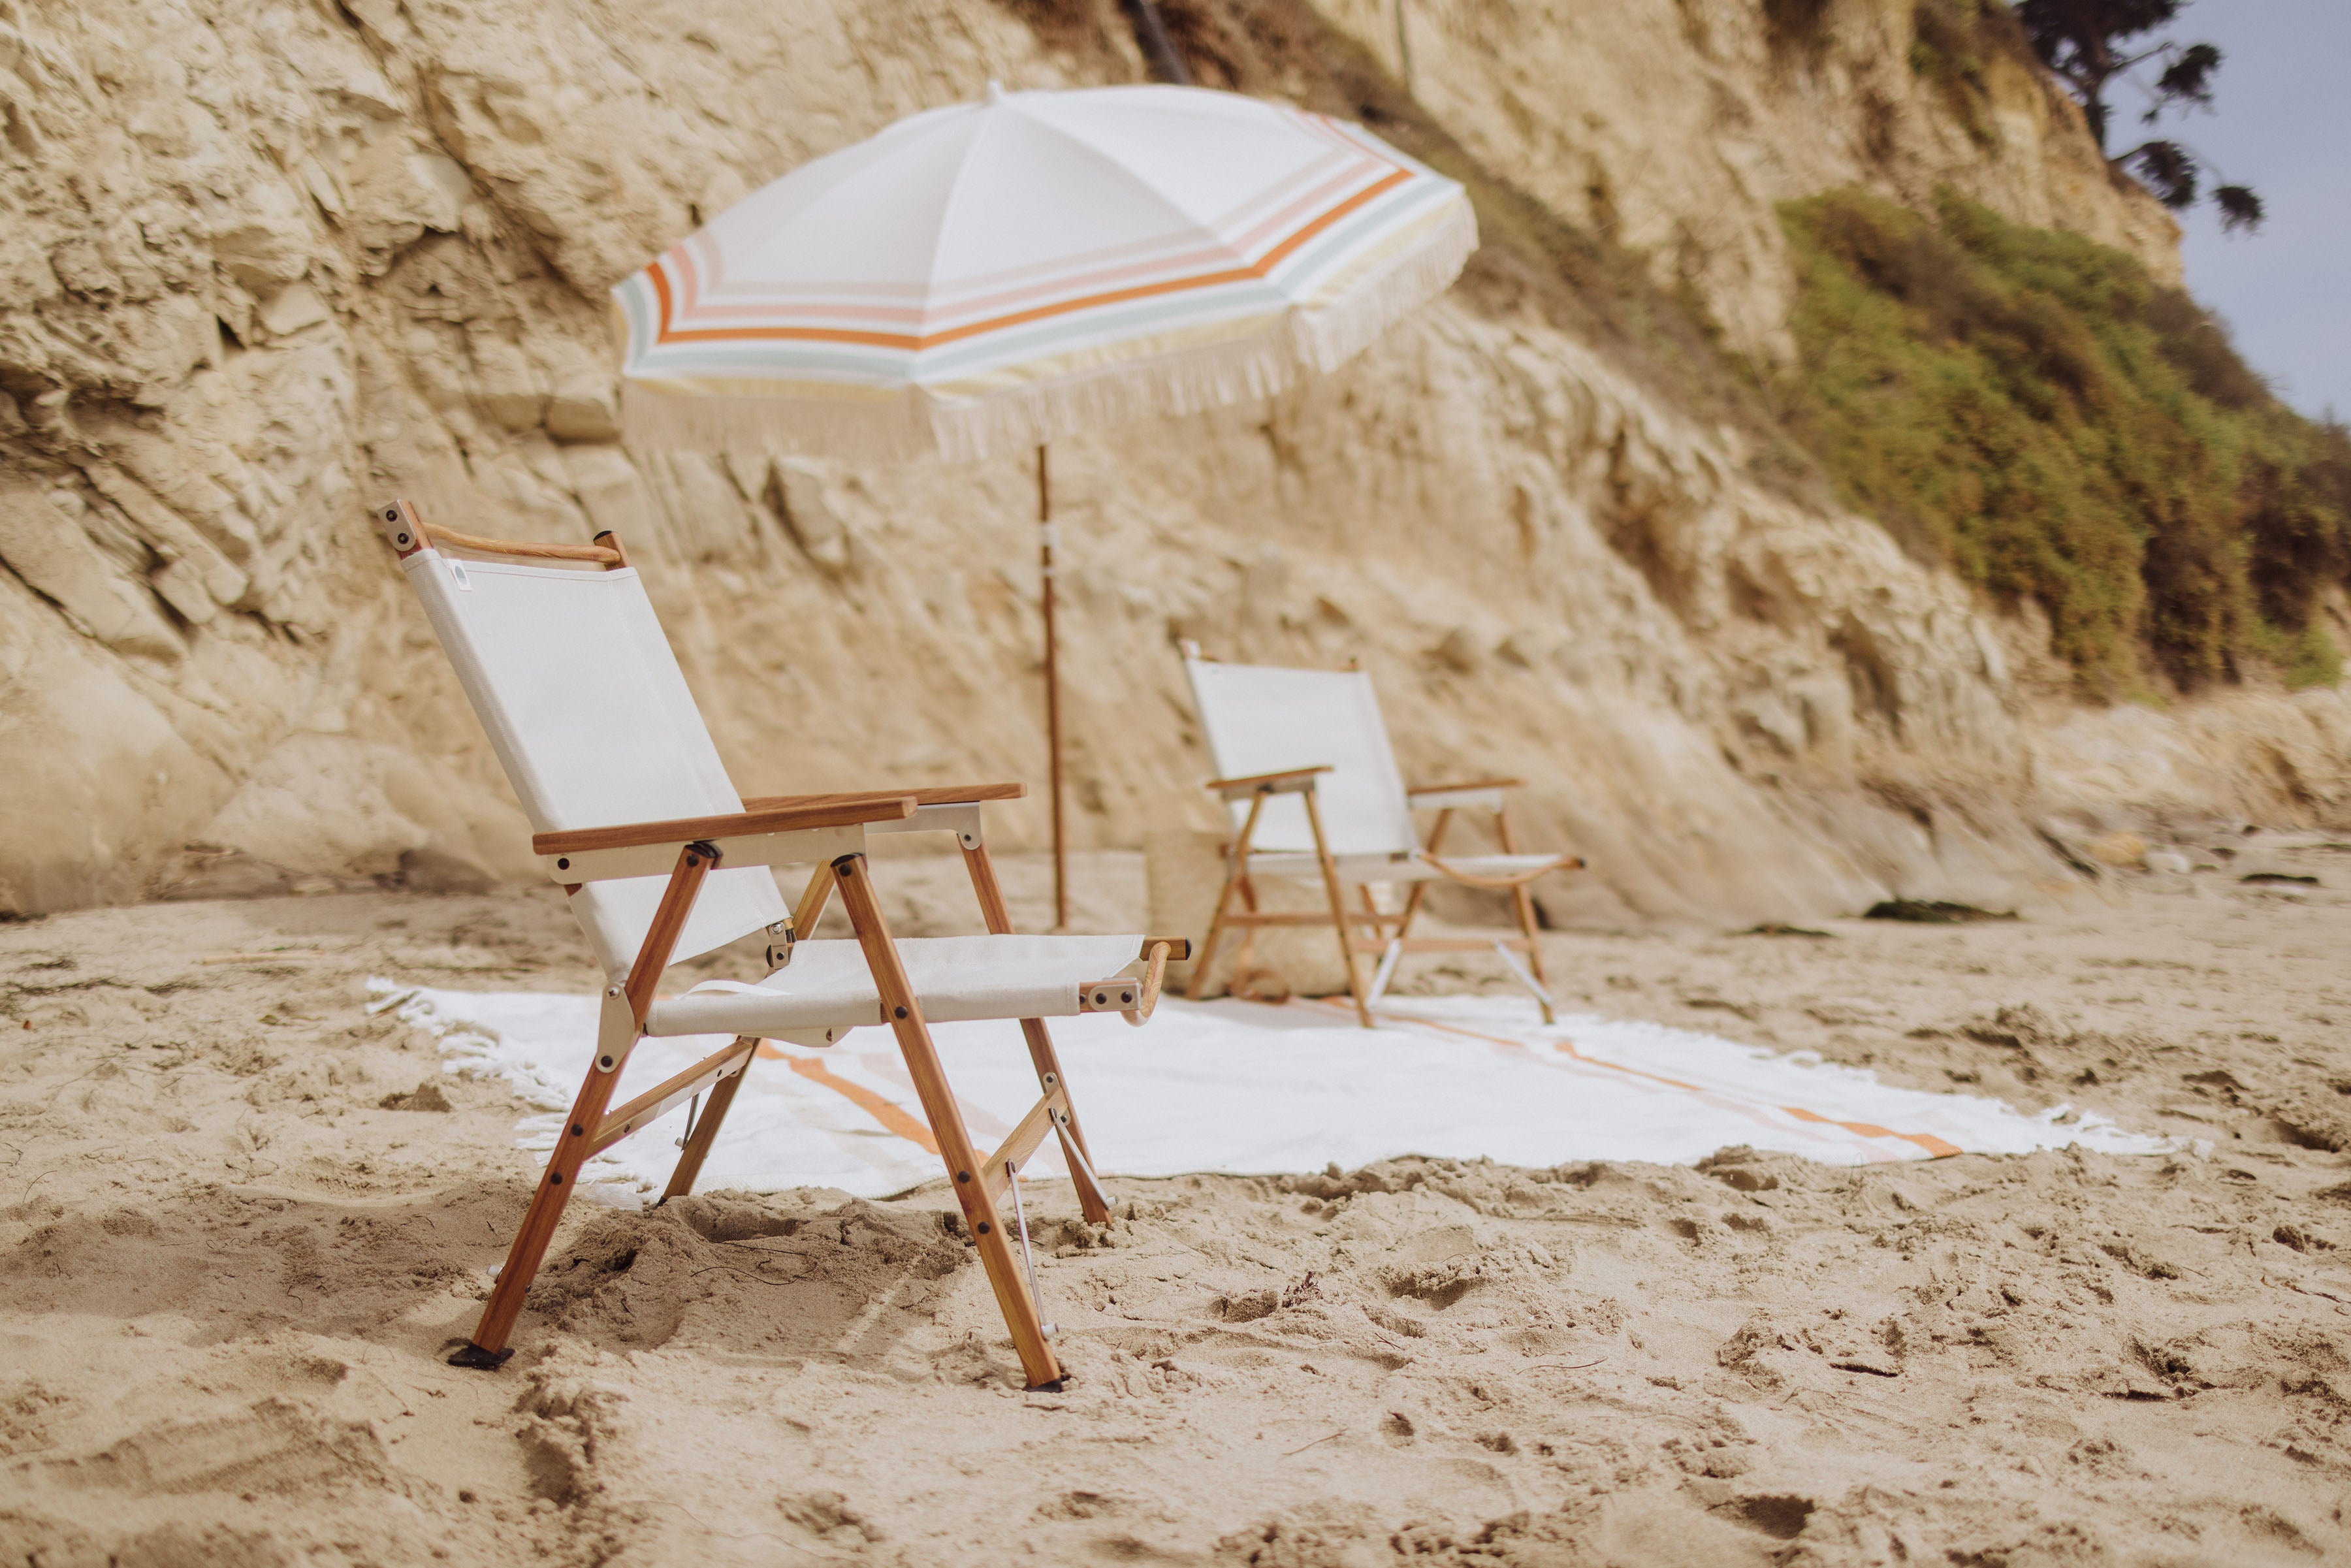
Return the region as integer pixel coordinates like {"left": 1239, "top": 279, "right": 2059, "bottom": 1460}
{"left": 424, "top": 522, "right": 622, "bottom": 564}
{"left": 980, "top": 1085, "right": 1068, "bottom": 1204}
{"left": 741, "top": 783, "right": 1025, "bottom": 812}
{"left": 589, "top": 1038, "right": 756, "bottom": 1156}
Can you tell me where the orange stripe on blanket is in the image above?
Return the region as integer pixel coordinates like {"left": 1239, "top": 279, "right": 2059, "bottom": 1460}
{"left": 782, "top": 1055, "right": 938, "bottom": 1155}
{"left": 1307, "top": 997, "right": 1962, "bottom": 1160}
{"left": 1781, "top": 1106, "right": 1961, "bottom": 1159}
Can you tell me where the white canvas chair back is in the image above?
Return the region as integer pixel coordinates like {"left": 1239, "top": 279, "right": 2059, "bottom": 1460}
{"left": 401, "top": 549, "right": 789, "bottom": 978}
{"left": 1182, "top": 657, "right": 1416, "bottom": 857}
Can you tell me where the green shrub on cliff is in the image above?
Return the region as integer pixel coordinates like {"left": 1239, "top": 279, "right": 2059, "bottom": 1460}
{"left": 1780, "top": 188, "right": 2351, "bottom": 692}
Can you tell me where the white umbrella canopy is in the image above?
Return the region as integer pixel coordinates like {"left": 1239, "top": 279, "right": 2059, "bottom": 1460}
{"left": 612, "top": 83, "right": 1475, "bottom": 461}
{"left": 611, "top": 83, "right": 1476, "bottom": 925}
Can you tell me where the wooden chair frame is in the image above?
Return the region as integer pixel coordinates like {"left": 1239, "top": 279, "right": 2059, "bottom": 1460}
{"left": 1177, "top": 656, "right": 1583, "bottom": 1029}
{"left": 1185, "top": 769, "right": 1565, "bottom": 1027}
{"left": 374, "top": 500, "right": 1176, "bottom": 1388}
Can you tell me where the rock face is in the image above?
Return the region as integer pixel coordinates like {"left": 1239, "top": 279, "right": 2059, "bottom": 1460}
{"left": 1317, "top": 0, "right": 2184, "bottom": 360}
{"left": 0, "top": 0, "right": 2344, "bottom": 920}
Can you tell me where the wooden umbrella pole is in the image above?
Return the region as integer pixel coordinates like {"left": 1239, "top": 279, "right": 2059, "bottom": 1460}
{"left": 1039, "top": 443, "right": 1068, "bottom": 931}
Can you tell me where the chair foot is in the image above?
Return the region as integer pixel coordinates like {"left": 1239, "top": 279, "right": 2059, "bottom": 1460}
{"left": 1028, "top": 1377, "right": 1067, "bottom": 1394}
{"left": 447, "top": 1341, "right": 515, "bottom": 1370}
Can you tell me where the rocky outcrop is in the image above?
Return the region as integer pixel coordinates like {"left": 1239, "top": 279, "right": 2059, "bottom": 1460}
{"left": 1317, "top": 0, "right": 2183, "bottom": 360}
{"left": 1, "top": 0, "right": 2343, "bottom": 920}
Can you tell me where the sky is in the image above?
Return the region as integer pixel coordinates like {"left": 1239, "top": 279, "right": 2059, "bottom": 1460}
{"left": 2163, "top": 0, "right": 2351, "bottom": 421}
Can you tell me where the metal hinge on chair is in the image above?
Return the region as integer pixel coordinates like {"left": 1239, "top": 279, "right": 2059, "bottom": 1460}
{"left": 594, "top": 985, "right": 637, "bottom": 1073}
{"left": 865, "top": 801, "right": 984, "bottom": 848}
{"left": 764, "top": 918, "right": 794, "bottom": 970}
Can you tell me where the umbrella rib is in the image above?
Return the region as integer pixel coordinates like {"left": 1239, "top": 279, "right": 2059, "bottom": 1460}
{"left": 918, "top": 108, "right": 998, "bottom": 337}
{"left": 986, "top": 105, "right": 1258, "bottom": 284}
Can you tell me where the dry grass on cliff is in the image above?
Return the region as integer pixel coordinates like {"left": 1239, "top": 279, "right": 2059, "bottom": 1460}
{"left": 1023, "top": 0, "right": 2351, "bottom": 701}
{"left": 1781, "top": 188, "right": 2351, "bottom": 697}
{"left": 999, "top": 0, "right": 1825, "bottom": 502}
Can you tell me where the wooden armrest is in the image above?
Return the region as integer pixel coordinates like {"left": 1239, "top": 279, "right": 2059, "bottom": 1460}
{"left": 534, "top": 796, "right": 916, "bottom": 856}
{"left": 426, "top": 522, "right": 620, "bottom": 564}
{"left": 1204, "top": 765, "right": 1331, "bottom": 799}
{"left": 1408, "top": 777, "right": 1525, "bottom": 797}
{"left": 374, "top": 498, "right": 625, "bottom": 566}
{"left": 740, "top": 782, "right": 1025, "bottom": 811}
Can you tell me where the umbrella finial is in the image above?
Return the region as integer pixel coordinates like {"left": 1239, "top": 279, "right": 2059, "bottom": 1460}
{"left": 985, "top": 79, "right": 1007, "bottom": 106}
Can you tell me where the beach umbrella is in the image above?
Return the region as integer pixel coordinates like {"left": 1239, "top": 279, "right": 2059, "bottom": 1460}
{"left": 613, "top": 83, "right": 1475, "bottom": 925}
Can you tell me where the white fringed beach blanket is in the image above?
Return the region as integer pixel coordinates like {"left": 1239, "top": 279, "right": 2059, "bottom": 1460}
{"left": 368, "top": 982, "right": 2173, "bottom": 1202}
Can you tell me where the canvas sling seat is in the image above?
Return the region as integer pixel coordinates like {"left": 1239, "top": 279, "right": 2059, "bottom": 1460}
{"left": 649, "top": 933, "right": 1152, "bottom": 1034}
{"left": 1181, "top": 650, "right": 1582, "bottom": 1027}
{"left": 372, "top": 498, "right": 1177, "bottom": 1390}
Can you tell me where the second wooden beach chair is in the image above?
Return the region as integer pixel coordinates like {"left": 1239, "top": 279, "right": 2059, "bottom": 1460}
{"left": 1180, "top": 647, "right": 1580, "bottom": 1027}
{"left": 372, "top": 498, "right": 1178, "bottom": 1389}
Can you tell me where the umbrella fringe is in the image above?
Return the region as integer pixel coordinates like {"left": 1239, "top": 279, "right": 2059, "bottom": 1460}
{"left": 1293, "top": 196, "right": 1479, "bottom": 377}
{"left": 618, "top": 199, "right": 1478, "bottom": 466}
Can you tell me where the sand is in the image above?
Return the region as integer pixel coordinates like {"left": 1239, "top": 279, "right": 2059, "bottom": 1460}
{"left": 3, "top": 840, "right": 2349, "bottom": 1566}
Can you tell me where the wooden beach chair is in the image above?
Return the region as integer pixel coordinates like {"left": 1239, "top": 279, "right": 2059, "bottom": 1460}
{"left": 372, "top": 499, "right": 1177, "bottom": 1389}
{"left": 1180, "top": 648, "right": 1580, "bottom": 1028}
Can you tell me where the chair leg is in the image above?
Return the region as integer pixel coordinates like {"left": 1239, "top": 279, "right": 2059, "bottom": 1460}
{"left": 1509, "top": 893, "right": 1555, "bottom": 1025}
{"left": 833, "top": 852, "right": 1063, "bottom": 1389}
{"left": 1187, "top": 792, "right": 1266, "bottom": 1002}
{"left": 1229, "top": 876, "right": 1266, "bottom": 994}
{"left": 1496, "top": 808, "right": 1555, "bottom": 1025}
{"left": 959, "top": 842, "right": 1111, "bottom": 1226}
{"left": 1395, "top": 807, "right": 1448, "bottom": 945}
{"left": 792, "top": 863, "right": 834, "bottom": 936}
{"left": 1300, "top": 792, "right": 1373, "bottom": 1028}
{"left": 1186, "top": 871, "right": 1238, "bottom": 1002}
{"left": 659, "top": 1038, "right": 756, "bottom": 1202}
{"left": 456, "top": 1053, "right": 622, "bottom": 1366}
{"left": 1394, "top": 881, "right": 1429, "bottom": 943}
{"left": 459, "top": 840, "right": 717, "bottom": 1368}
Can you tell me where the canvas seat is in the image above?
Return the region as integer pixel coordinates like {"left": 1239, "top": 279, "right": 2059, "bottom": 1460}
{"left": 1180, "top": 649, "right": 1583, "bottom": 1027}
{"left": 650, "top": 933, "right": 1152, "bottom": 1035}
{"left": 370, "top": 498, "right": 1179, "bottom": 1390}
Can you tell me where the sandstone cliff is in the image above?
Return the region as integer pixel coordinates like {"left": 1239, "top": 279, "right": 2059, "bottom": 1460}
{"left": 1, "top": 0, "right": 2344, "bottom": 921}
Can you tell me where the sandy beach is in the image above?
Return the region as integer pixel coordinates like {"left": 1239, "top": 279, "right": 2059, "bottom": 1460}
{"left": 3, "top": 840, "right": 2348, "bottom": 1565}
{"left": 7, "top": 0, "right": 2350, "bottom": 1562}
